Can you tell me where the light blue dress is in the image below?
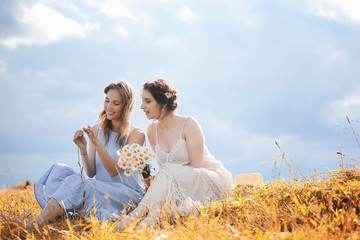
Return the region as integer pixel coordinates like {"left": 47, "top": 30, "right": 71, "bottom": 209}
{"left": 34, "top": 127, "right": 145, "bottom": 220}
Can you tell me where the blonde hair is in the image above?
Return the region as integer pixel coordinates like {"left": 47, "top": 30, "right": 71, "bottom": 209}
{"left": 98, "top": 79, "right": 135, "bottom": 146}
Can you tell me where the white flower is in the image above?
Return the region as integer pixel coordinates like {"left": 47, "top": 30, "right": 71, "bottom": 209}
{"left": 127, "top": 162, "right": 133, "bottom": 169}
{"left": 116, "top": 143, "right": 155, "bottom": 175}
{"left": 119, "top": 161, "right": 127, "bottom": 169}
{"left": 124, "top": 170, "right": 131, "bottom": 176}
{"left": 116, "top": 149, "right": 122, "bottom": 156}
{"left": 142, "top": 152, "right": 153, "bottom": 164}
{"left": 132, "top": 163, "right": 139, "bottom": 172}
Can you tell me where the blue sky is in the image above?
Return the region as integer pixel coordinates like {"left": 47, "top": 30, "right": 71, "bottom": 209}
{"left": 1, "top": 0, "right": 360, "bottom": 188}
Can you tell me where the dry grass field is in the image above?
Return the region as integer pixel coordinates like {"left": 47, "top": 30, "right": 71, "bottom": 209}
{"left": 1, "top": 166, "right": 360, "bottom": 239}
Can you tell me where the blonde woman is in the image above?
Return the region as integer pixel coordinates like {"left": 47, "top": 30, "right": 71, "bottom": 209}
{"left": 28, "top": 80, "right": 145, "bottom": 228}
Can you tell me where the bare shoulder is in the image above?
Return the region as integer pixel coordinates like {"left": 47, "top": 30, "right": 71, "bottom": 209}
{"left": 128, "top": 128, "right": 145, "bottom": 145}
{"left": 146, "top": 122, "right": 157, "bottom": 136}
{"left": 184, "top": 116, "right": 201, "bottom": 130}
{"left": 146, "top": 122, "right": 157, "bottom": 146}
{"left": 183, "top": 117, "right": 203, "bottom": 141}
{"left": 130, "top": 128, "right": 145, "bottom": 137}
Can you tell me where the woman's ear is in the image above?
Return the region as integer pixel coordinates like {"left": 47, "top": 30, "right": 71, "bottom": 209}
{"left": 161, "top": 104, "right": 167, "bottom": 111}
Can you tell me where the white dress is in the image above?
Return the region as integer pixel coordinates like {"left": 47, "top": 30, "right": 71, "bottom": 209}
{"left": 128, "top": 118, "right": 233, "bottom": 224}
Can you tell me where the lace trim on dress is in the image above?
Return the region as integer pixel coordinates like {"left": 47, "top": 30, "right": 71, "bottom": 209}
{"left": 138, "top": 164, "right": 192, "bottom": 214}
{"left": 155, "top": 138, "right": 190, "bottom": 166}
{"left": 202, "top": 172, "right": 222, "bottom": 201}
{"left": 155, "top": 145, "right": 175, "bottom": 163}
{"left": 160, "top": 164, "right": 186, "bottom": 203}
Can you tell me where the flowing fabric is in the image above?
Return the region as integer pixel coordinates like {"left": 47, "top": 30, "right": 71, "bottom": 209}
{"left": 127, "top": 118, "right": 233, "bottom": 225}
{"left": 34, "top": 127, "right": 145, "bottom": 221}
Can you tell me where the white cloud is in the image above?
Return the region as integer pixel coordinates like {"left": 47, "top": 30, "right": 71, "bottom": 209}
{"left": 308, "top": 0, "right": 360, "bottom": 24}
{"left": 0, "top": 3, "right": 99, "bottom": 49}
{"left": 0, "top": 60, "right": 6, "bottom": 74}
{"left": 327, "top": 95, "right": 360, "bottom": 123}
{"left": 60, "top": 2, "right": 81, "bottom": 13}
{"left": 115, "top": 25, "right": 129, "bottom": 38}
{"left": 58, "top": 1, "right": 91, "bottom": 19}
{"left": 87, "top": 0, "right": 136, "bottom": 20}
{"left": 177, "top": 5, "right": 197, "bottom": 23}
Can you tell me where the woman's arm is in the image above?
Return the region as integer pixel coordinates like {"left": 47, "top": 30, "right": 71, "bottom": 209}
{"left": 83, "top": 125, "right": 118, "bottom": 177}
{"left": 127, "top": 128, "right": 146, "bottom": 146}
{"left": 184, "top": 117, "right": 205, "bottom": 168}
{"left": 146, "top": 122, "right": 157, "bottom": 153}
{"left": 84, "top": 126, "right": 145, "bottom": 178}
{"left": 73, "top": 127, "right": 96, "bottom": 178}
{"left": 84, "top": 125, "right": 97, "bottom": 177}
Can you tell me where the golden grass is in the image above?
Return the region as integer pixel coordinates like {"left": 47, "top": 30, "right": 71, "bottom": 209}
{"left": 1, "top": 168, "right": 360, "bottom": 239}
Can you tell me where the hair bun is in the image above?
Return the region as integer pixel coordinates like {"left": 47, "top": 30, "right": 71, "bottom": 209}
{"left": 143, "top": 79, "right": 178, "bottom": 112}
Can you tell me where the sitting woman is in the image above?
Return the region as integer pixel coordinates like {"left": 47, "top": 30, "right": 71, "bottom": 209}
{"left": 27, "top": 80, "right": 146, "bottom": 228}
{"left": 120, "top": 79, "right": 234, "bottom": 227}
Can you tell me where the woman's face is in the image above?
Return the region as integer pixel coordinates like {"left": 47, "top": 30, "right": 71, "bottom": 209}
{"left": 140, "top": 89, "right": 162, "bottom": 119}
{"left": 104, "top": 89, "right": 123, "bottom": 121}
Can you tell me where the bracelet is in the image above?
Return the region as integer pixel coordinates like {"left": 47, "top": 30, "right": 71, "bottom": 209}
{"left": 81, "top": 152, "right": 87, "bottom": 155}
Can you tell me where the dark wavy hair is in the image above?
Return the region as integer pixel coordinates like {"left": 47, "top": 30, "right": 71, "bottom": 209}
{"left": 143, "top": 79, "right": 178, "bottom": 112}
{"left": 98, "top": 80, "right": 135, "bottom": 146}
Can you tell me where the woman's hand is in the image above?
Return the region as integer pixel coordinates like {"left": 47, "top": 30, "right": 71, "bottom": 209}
{"left": 83, "top": 126, "right": 101, "bottom": 146}
{"left": 73, "top": 129, "right": 87, "bottom": 153}
{"left": 76, "top": 125, "right": 97, "bottom": 178}
{"left": 143, "top": 176, "right": 154, "bottom": 190}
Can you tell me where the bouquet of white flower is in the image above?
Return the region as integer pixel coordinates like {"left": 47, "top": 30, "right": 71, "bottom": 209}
{"left": 116, "top": 143, "right": 154, "bottom": 177}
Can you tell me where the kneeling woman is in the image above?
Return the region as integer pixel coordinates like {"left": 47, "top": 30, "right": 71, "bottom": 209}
{"left": 27, "top": 80, "right": 146, "bottom": 228}
{"left": 120, "top": 79, "right": 233, "bottom": 227}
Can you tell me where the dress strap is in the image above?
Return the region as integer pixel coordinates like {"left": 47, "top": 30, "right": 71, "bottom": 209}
{"left": 155, "top": 123, "right": 159, "bottom": 144}
{"left": 180, "top": 117, "right": 188, "bottom": 138}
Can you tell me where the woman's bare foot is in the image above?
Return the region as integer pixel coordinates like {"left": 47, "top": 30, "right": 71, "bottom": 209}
{"left": 26, "top": 198, "right": 64, "bottom": 230}
{"left": 118, "top": 205, "right": 148, "bottom": 230}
